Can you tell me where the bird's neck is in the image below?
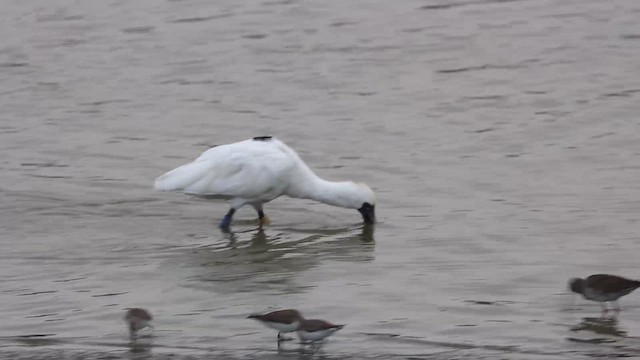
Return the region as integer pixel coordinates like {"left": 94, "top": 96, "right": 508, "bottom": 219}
{"left": 290, "top": 175, "right": 357, "bottom": 209}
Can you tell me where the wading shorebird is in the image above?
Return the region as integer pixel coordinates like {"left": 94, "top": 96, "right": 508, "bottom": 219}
{"left": 124, "top": 308, "right": 153, "bottom": 340}
{"left": 569, "top": 274, "right": 640, "bottom": 316}
{"left": 296, "top": 318, "right": 345, "bottom": 343}
{"left": 248, "top": 309, "right": 304, "bottom": 342}
{"left": 154, "top": 136, "right": 375, "bottom": 229}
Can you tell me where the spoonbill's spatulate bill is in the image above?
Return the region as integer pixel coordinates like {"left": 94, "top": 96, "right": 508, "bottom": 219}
{"left": 154, "top": 136, "right": 375, "bottom": 229}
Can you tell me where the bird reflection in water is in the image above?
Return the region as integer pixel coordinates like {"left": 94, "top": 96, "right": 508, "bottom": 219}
{"left": 276, "top": 340, "right": 329, "bottom": 358}
{"left": 128, "top": 339, "right": 152, "bottom": 355}
{"left": 186, "top": 225, "right": 375, "bottom": 294}
{"left": 570, "top": 317, "right": 627, "bottom": 338}
{"left": 220, "top": 224, "right": 374, "bottom": 251}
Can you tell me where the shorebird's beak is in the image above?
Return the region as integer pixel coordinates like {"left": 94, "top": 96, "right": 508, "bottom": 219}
{"left": 358, "top": 203, "right": 375, "bottom": 224}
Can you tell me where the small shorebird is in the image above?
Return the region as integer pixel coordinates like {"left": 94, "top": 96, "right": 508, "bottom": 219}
{"left": 154, "top": 136, "right": 376, "bottom": 229}
{"left": 569, "top": 274, "right": 640, "bottom": 316}
{"left": 248, "top": 309, "right": 304, "bottom": 342}
{"left": 124, "top": 308, "right": 153, "bottom": 340}
{"left": 296, "top": 319, "right": 345, "bottom": 343}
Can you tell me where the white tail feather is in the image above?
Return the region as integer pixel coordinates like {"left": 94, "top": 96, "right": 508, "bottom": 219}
{"left": 154, "top": 160, "right": 213, "bottom": 191}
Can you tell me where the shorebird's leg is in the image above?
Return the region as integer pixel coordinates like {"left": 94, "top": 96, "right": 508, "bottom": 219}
{"left": 129, "top": 324, "right": 137, "bottom": 341}
{"left": 613, "top": 301, "right": 621, "bottom": 315}
{"left": 219, "top": 208, "right": 236, "bottom": 229}
{"left": 275, "top": 332, "right": 293, "bottom": 342}
{"left": 599, "top": 302, "right": 609, "bottom": 318}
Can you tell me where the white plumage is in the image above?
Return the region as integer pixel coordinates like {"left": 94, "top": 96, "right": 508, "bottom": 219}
{"left": 261, "top": 320, "right": 301, "bottom": 334}
{"left": 296, "top": 319, "right": 345, "bottom": 343}
{"left": 297, "top": 327, "right": 342, "bottom": 342}
{"left": 154, "top": 136, "right": 375, "bottom": 228}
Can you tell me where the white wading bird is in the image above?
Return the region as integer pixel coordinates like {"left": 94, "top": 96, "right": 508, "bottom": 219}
{"left": 154, "top": 136, "right": 375, "bottom": 229}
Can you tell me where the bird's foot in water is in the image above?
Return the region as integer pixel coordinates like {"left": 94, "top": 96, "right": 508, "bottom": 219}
{"left": 219, "top": 215, "right": 233, "bottom": 230}
{"left": 258, "top": 216, "right": 270, "bottom": 227}
{"left": 277, "top": 334, "right": 294, "bottom": 342}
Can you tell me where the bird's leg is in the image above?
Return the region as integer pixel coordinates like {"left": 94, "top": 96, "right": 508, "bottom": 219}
{"left": 600, "top": 303, "right": 609, "bottom": 318}
{"left": 129, "top": 323, "right": 137, "bottom": 341}
{"left": 258, "top": 210, "right": 270, "bottom": 227}
{"left": 275, "top": 331, "right": 293, "bottom": 342}
{"left": 219, "top": 208, "right": 236, "bottom": 229}
{"left": 613, "top": 301, "right": 621, "bottom": 315}
{"left": 253, "top": 204, "right": 270, "bottom": 227}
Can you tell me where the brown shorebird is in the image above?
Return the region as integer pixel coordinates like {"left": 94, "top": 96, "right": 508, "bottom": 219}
{"left": 124, "top": 308, "right": 153, "bottom": 340}
{"left": 248, "top": 309, "right": 304, "bottom": 342}
{"left": 569, "top": 274, "right": 640, "bottom": 316}
{"left": 296, "top": 318, "right": 345, "bottom": 343}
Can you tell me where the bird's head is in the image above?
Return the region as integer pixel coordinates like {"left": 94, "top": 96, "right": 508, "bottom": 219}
{"left": 568, "top": 278, "right": 585, "bottom": 294}
{"left": 354, "top": 183, "right": 375, "bottom": 225}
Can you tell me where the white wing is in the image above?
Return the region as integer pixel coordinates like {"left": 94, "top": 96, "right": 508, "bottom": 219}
{"left": 154, "top": 139, "right": 297, "bottom": 200}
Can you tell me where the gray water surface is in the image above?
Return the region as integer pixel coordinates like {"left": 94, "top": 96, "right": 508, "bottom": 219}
{"left": 2, "top": 0, "right": 640, "bottom": 358}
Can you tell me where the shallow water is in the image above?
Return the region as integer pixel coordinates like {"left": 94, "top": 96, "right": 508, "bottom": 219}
{"left": 2, "top": 0, "right": 640, "bottom": 358}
